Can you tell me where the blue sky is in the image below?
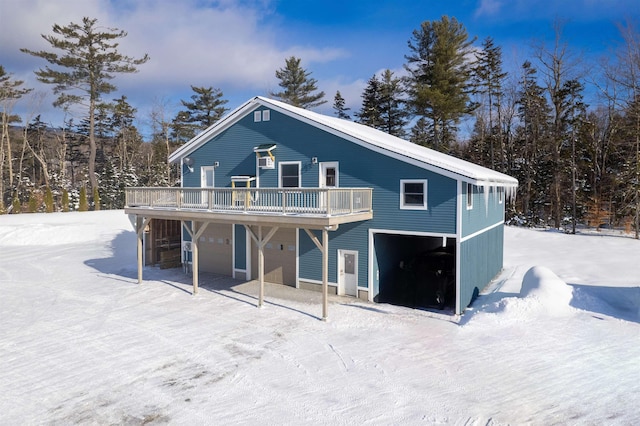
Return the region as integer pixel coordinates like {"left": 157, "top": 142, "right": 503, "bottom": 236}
{"left": 1, "top": 0, "right": 638, "bottom": 135}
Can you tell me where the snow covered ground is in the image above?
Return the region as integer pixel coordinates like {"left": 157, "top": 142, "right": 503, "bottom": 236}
{"left": 0, "top": 210, "right": 638, "bottom": 425}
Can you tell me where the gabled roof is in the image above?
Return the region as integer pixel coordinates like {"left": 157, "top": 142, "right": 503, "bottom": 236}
{"left": 169, "top": 96, "right": 518, "bottom": 187}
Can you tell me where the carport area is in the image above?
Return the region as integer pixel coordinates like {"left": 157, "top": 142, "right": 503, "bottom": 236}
{"left": 374, "top": 233, "right": 456, "bottom": 311}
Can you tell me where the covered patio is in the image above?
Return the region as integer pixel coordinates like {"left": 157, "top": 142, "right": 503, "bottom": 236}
{"left": 124, "top": 187, "right": 373, "bottom": 320}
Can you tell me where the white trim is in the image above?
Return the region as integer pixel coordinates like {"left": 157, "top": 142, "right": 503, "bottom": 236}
{"left": 201, "top": 165, "right": 215, "bottom": 188}
{"left": 400, "top": 179, "right": 428, "bottom": 210}
{"left": 245, "top": 227, "right": 252, "bottom": 280}
{"left": 319, "top": 161, "right": 339, "bottom": 188}
{"left": 232, "top": 224, "right": 236, "bottom": 279}
{"left": 368, "top": 227, "right": 458, "bottom": 304}
{"left": 279, "top": 161, "right": 302, "bottom": 188}
{"left": 295, "top": 228, "right": 299, "bottom": 289}
{"left": 169, "top": 97, "right": 518, "bottom": 187}
{"left": 466, "top": 183, "right": 474, "bottom": 210}
{"left": 368, "top": 228, "right": 457, "bottom": 238}
{"left": 456, "top": 180, "right": 463, "bottom": 315}
{"left": 298, "top": 278, "right": 339, "bottom": 288}
{"left": 460, "top": 220, "right": 504, "bottom": 243}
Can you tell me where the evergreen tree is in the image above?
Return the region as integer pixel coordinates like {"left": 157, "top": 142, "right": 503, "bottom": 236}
{"left": 28, "top": 190, "right": 39, "bottom": 212}
{"left": 179, "top": 86, "right": 228, "bottom": 132}
{"left": 11, "top": 192, "right": 20, "bottom": 214}
{"left": 471, "top": 37, "right": 508, "bottom": 169}
{"left": 332, "top": 91, "right": 350, "bottom": 119}
{"left": 44, "top": 186, "right": 54, "bottom": 212}
{"left": 21, "top": 17, "right": 149, "bottom": 193}
{"left": 356, "top": 74, "right": 383, "bottom": 129}
{"left": 62, "top": 188, "right": 70, "bottom": 212}
{"left": 78, "top": 186, "right": 88, "bottom": 211}
{"left": 404, "top": 16, "right": 476, "bottom": 151}
{"left": 1, "top": 65, "right": 32, "bottom": 206}
{"left": 515, "top": 60, "right": 552, "bottom": 223}
{"left": 270, "top": 56, "right": 326, "bottom": 108}
{"left": 379, "top": 69, "right": 408, "bottom": 137}
{"left": 93, "top": 186, "right": 101, "bottom": 211}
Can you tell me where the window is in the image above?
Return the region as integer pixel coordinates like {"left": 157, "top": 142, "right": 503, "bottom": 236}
{"left": 466, "top": 183, "right": 474, "bottom": 210}
{"left": 253, "top": 111, "right": 261, "bottom": 122}
{"left": 400, "top": 179, "right": 428, "bottom": 210}
{"left": 262, "top": 110, "right": 270, "bottom": 121}
{"left": 280, "top": 162, "right": 301, "bottom": 188}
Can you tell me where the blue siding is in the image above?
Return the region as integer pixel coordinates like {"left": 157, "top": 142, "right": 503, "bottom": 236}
{"left": 461, "top": 182, "right": 506, "bottom": 238}
{"left": 459, "top": 225, "right": 504, "bottom": 310}
{"left": 182, "top": 106, "right": 510, "bottom": 307}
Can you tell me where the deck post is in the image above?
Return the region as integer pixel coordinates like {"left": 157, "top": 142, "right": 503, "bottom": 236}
{"left": 134, "top": 216, "right": 151, "bottom": 284}
{"left": 322, "top": 227, "right": 329, "bottom": 321}
{"left": 258, "top": 226, "right": 264, "bottom": 307}
{"left": 137, "top": 216, "right": 143, "bottom": 284}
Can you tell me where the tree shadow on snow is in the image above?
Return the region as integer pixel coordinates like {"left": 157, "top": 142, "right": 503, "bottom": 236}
{"left": 569, "top": 284, "right": 640, "bottom": 324}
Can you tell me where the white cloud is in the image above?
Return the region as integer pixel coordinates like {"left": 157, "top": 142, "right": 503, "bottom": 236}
{"left": 1, "top": 0, "right": 349, "bottom": 120}
{"left": 474, "top": 0, "right": 503, "bottom": 18}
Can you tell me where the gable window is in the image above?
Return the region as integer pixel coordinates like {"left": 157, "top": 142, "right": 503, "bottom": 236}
{"left": 400, "top": 179, "right": 428, "bottom": 210}
{"left": 262, "top": 110, "right": 270, "bottom": 121}
{"left": 254, "top": 111, "right": 262, "bottom": 122}
{"left": 280, "top": 162, "right": 301, "bottom": 188}
{"left": 466, "top": 183, "right": 474, "bottom": 210}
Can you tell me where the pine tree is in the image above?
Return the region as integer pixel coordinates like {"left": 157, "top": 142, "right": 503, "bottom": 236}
{"left": 62, "top": 188, "right": 70, "bottom": 212}
{"left": 93, "top": 187, "right": 101, "bottom": 211}
{"left": 28, "top": 190, "right": 39, "bottom": 213}
{"left": 179, "top": 86, "right": 228, "bottom": 132}
{"left": 404, "top": 16, "right": 476, "bottom": 151}
{"left": 79, "top": 186, "right": 88, "bottom": 211}
{"left": 44, "top": 186, "right": 54, "bottom": 212}
{"left": 471, "top": 37, "right": 508, "bottom": 169}
{"left": 21, "top": 17, "right": 149, "bottom": 193}
{"left": 332, "top": 91, "right": 350, "bottom": 119}
{"left": 356, "top": 74, "right": 383, "bottom": 129}
{"left": 11, "top": 192, "right": 21, "bottom": 214}
{"left": 379, "top": 69, "right": 408, "bottom": 137}
{"left": 270, "top": 56, "right": 326, "bottom": 108}
{"left": 1, "top": 65, "right": 32, "bottom": 204}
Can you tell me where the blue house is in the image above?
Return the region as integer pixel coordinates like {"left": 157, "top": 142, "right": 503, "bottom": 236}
{"left": 125, "top": 96, "right": 517, "bottom": 319}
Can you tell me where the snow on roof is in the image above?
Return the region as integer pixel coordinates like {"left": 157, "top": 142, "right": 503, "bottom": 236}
{"left": 170, "top": 96, "right": 518, "bottom": 187}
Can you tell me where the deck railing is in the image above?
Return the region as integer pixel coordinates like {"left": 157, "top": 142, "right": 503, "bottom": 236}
{"left": 125, "top": 187, "right": 373, "bottom": 217}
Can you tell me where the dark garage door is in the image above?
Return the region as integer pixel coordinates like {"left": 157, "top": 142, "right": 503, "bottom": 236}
{"left": 374, "top": 233, "right": 456, "bottom": 310}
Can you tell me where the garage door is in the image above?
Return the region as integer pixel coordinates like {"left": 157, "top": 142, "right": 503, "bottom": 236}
{"left": 197, "top": 224, "right": 233, "bottom": 276}
{"left": 374, "top": 233, "right": 456, "bottom": 310}
{"left": 251, "top": 227, "right": 297, "bottom": 286}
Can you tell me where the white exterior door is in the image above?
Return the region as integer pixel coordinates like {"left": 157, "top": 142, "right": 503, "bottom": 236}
{"left": 201, "top": 166, "right": 215, "bottom": 206}
{"left": 319, "top": 162, "right": 338, "bottom": 212}
{"left": 338, "top": 249, "right": 358, "bottom": 297}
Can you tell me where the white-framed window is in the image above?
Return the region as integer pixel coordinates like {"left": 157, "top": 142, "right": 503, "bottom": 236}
{"left": 253, "top": 111, "right": 262, "bottom": 122}
{"left": 262, "top": 110, "right": 270, "bottom": 121}
{"left": 279, "top": 161, "right": 301, "bottom": 188}
{"left": 466, "top": 183, "right": 474, "bottom": 210}
{"left": 400, "top": 179, "right": 428, "bottom": 210}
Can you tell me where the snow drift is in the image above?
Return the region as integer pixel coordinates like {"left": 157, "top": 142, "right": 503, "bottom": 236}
{"left": 521, "top": 265, "right": 574, "bottom": 315}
